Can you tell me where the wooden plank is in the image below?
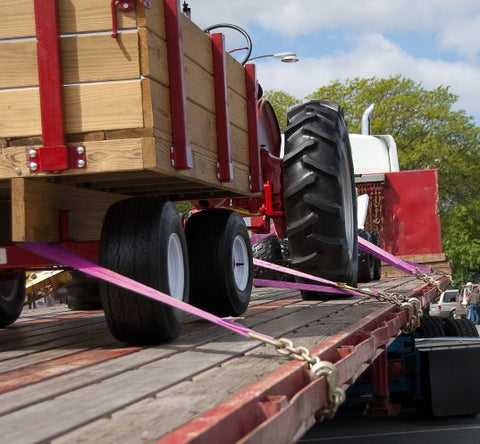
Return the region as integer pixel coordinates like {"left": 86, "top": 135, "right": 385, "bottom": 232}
{"left": 0, "top": 81, "right": 143, "bottom": 138}
{"left": 0, "top": 40, "right": 38, "bottom": 88}
{"left": 11, "top": 178, "right": 127, "bottom": 242}
{"left": 0, "top": 32, "right": 139, "bottom": 89}
{"left": 0, "top": 138, "right": 154, "bottom": 180}
{"left": 151, "top": 130, "right": 251, "bottom": 195}
{"left": 2, "top": 0, "right": 136, "bottom": 39}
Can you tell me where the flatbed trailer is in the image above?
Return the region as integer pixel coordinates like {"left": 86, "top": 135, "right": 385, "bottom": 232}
{"left": 0, "top": 275, "right": 449, "bottom": 443}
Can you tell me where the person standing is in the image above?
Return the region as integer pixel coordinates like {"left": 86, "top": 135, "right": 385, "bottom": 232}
{"left": 468, "top": 284, "right": 480, "bottom": 325}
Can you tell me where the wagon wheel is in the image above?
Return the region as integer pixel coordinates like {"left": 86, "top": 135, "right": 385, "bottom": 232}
{"left": 99, "top": 198, "right": 189, "bottom": 344}
{"left": 283, "top": 100, "right": 358, "bottom": 300}
{"left": 186, "top": 209, "right": 253, "bottom": 316}
{"left": 0, "top": 271, "right": 26, "bottom": 327}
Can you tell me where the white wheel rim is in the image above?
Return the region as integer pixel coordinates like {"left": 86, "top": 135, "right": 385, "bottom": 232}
{"left": 232, "top": 235, "right": 249, "bottom": 291}
{"left": 167, "top": 233, "right": 185, "bottom": 300}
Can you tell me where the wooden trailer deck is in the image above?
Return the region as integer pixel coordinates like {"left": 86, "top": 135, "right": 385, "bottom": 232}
{"left": 0, "top": 276, "right": 448, "bottom": 443}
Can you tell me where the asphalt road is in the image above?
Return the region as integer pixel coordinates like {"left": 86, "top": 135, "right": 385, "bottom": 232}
{"left": 298, "top": 396, "right": 480, "bottom": 444}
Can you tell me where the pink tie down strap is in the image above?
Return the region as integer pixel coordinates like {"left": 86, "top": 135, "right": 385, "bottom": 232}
{"left": 21, "top": 242, "right": 272, "bottom": 340}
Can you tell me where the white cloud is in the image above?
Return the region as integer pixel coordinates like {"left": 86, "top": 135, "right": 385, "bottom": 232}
{"left": 187, "top": 0, "right": 480, "bottom": 122}
{"left": 255, "top": 33, "right": 480, "bottom": 120}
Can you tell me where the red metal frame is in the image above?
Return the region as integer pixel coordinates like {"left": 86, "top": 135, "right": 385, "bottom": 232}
{"left": 210, "top": 33, "right": 233, "bottom": 182}
{"left": 31, "top": 0, "right": 87, "bottom": 173}
{"left": 32, "top": 0, "right": 68, "bottom": 171}
{"left": 245, "top": 64, "right": 262, "bottom": 192}
{"left": 164, "top": 0, "right": 193, "bottom": 170}
{"left": 158, "top": 278, "right": 449, "bottom": 442}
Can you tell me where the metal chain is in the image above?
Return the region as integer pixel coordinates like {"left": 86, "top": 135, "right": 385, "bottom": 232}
{"left": 248, "top": 333, "right": 346, "bottom": 420}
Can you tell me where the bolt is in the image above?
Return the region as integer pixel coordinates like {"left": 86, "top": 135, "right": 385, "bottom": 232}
{"left": 77, "top": 159, "right": 85, "bottom": 168}
{"left": 29, "top": 162, "right": 38, "bottom": 171}
{"left": 29, "top": 149, "right": 37, "bottom": 158}
{"left": 76, "top": 146, "right": 85, "bottom": 155}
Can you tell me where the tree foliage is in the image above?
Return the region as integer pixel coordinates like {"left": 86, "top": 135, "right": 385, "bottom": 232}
{"left": 266, "top": 75, "right": 480, "bottom": 284}
{"left": 263, "top": 89, "right": 300, "bottom": 132}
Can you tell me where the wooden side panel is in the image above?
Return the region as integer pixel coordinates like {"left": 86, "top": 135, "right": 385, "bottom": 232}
{"left": 11, "top": 178, "right": 126, "bottom": 242}
{"left": 2, "top": 0, "right": 136, "bottom": 39}
{"left": 0, "top": 82, "right": 143, "bottom": 138}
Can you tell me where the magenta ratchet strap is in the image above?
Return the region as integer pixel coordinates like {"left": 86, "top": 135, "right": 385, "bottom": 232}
{"left": 21, "top": 242, "right": 272, "bottom": 340}
{"left": 357, "top": 236, "right": 430, "bottom": 275}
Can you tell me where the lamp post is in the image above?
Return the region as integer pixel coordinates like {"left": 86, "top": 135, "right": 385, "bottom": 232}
{"left": 248, "top": 52, "right": 299, "bottom": 63}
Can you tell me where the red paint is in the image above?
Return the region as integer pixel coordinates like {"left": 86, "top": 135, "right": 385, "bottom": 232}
{"left": 382, "top": 169, "right": 442, "bottom": 255}
{"left": 33, "top": 0, "right": 68, "bottom": 171}
{"left": 164, "top": 0, "right": 193, "bottom": 170}
{"left": 210, "top": 33, "right": 233, "bottom": 182}
{"left": 245, "top": 64, "right": 262, "bottom": 192}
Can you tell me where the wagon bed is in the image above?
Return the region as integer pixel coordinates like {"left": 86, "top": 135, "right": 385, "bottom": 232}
{"left": 0, "top": 276, "right": 447, "bottom": 443}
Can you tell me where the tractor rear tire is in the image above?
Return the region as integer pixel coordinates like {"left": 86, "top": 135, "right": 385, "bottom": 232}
{"left": 283, "top": 100, "right": 358, "bottom": 300}
{"left": 357, "top": 229, "right": 374, "bottom": 283}
{"left": 0, "top": 272, "right": 26, "bottom": 327}
{"left": 99, "top": 198, "right": 189, "bottom": 344}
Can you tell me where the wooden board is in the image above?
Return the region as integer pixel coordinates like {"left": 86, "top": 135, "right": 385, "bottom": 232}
{"left": 11, "top": 178, "right": 127, "bottom": 242}
{"left": 0, "top": 279, "right": 424, "bottom": 443}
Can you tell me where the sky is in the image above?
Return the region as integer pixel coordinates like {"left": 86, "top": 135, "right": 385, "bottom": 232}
{"left": 186, "top": 0, "right": 480, "bottom": 125}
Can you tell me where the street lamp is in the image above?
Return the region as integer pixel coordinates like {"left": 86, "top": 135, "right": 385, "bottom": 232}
{"left": 248, "top": 51, "right": 299, "bottom": 63}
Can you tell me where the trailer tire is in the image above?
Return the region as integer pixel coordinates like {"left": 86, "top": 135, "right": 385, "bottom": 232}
{"left": 417, "top": 316, "right": 445, "bottom": 337}
{"left": 99, "top": 198, "right": 189, "bottom": 344}
{"left": 0, "top": 272, "right": 26, "bottom": 327}
{"left": 66, "top": 271, "right": 102, "bottom": 311}
{"left": 186, "top": 209, "right": 252, "bottom": 316}
{"left": 283, "top": 100, "right": 358, "bottom": 300}
{"left": 443, "top": 318, "right": 479, "bottom": 337}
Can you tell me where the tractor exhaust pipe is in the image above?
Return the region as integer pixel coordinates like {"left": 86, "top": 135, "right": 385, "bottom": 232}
{"left": 361, "top": 103, "right": 375, "bottom": 135}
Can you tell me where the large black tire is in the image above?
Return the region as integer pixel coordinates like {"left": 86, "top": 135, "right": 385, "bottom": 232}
{"left": 66, "top": 271, "right": 102, "bottom": 311}
{"left": 357, "top": 229, "right": 373, "bottom": 283}
{"left": 99, "top": 198, "right": 189, "bottom": 344}
{"left": 0, "top": 271, "right": 26, "bottom": 327}
{"left": 283, "top": 100, "right": 358, "bottom": 300}
{"left": 370, "top": 231, "right": 382, "bottom": 281}
{"left": 417, "top": 316, "right": 445, "bottom": 337}
{"left": 252, "top": 235, "right": 283, "bottom": 280}
{"left": 443, "top": 318, "right": 479, "bottom": 337}
{"left": 186, "top": 209, "right": 252, "bottom": 316}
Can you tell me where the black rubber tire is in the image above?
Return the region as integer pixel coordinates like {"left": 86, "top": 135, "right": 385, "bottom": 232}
{"left": 66, "top": 271, "right": 102, "bottom": 310}
{"left": 443, "top": 318, "right": 479, "bottom": 337}
{"left": 283, "top": 100, "right": 358, "bottom": 300}
{"left": 417, "top": 316, "right": 445, "bottom": 337}
{"left": 252, "top": 235, "right": 283, "bottom": 280}
{"left": 357, "top": 229, "right": 373, "bottom": 283}
{"left": 0, "top": 272, "right": 26, "bottom": 327}
{"left": 370, "top": 231, "right": 382, "bottom": 281}
{"left": 99, "top": 198, "right": 189, "bottom": 344}
{"left": 186, "top": 209, "right": 252, "bottom": 316}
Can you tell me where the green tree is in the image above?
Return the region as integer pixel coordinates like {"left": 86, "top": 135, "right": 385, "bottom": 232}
{"left": 308, "top": 76, "right": 480, "bottom": 209}
{"left": 276, "top": 75, "right": 480, "bottom": 284}
{"left": 263, "top": 89, "right": 300, "bottom": 132}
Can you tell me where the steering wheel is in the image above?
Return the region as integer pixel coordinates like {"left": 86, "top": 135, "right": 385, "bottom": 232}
{"left": 203, "top": 23, "right": 253, "bottom": 65}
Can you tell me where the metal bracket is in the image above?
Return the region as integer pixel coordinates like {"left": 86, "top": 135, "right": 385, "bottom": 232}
{"left": 28, "top": 145, "right": 87, "bottom": 173}
{"left": 111, "top": 0, "right": 136, "bottom": 38}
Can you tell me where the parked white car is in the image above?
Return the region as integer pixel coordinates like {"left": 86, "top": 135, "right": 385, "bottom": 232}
{"left": 429, "top": 289, "right": 466, "bottom": 319}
